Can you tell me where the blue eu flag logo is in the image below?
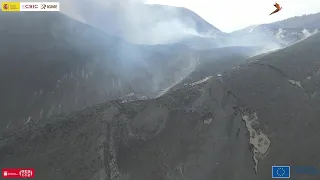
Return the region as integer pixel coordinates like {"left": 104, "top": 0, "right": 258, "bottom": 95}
{"left": 272, "top": 166, "right": 290, "bottom": 178}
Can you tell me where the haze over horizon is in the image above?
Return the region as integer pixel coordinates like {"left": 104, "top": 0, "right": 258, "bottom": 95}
{"left": 145, "top": 0, "right": 320, "bottom": 32}
{"left": 5, "top": 0, "right": 319, "bottom": 34}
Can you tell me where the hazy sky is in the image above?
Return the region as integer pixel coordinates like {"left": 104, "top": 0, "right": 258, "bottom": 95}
{"left": 145, "top": 0, "right": 320, "bottom": 32}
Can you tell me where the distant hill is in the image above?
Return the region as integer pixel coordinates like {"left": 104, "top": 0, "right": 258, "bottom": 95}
{"left": 228, "top": 13, "right": 320, "bottom": 49}
{"left": 270, "top": 12, "right": 320, "bottom": 29}
{"left": 62, "top": 2, "right": 319, "bottom": 49}
{"left": 61, "top": 2, "right": 222, "bottom": 44}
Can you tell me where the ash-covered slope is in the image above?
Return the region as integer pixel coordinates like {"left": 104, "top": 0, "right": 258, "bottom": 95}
{"left": 0, "top": 11, "right": 259, "bottom": 133}
{"left": 160, "top": 46, "right": 260, "bottom": 93}
{"left": 228, "top": 13, "right": 320, "bottom": 49}
{"left": 1, "top": 32, "right": 319, "bottom": 180}
{"left": 0, "top": 11, "right": 208, "bottom": 132}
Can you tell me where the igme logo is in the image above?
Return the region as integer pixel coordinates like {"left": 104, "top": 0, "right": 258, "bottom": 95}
{"left": 40, "top": 4, "right": 46, "bottom": 9}
{"left": 41, "top": 4, "right": 58, "bottom": 9}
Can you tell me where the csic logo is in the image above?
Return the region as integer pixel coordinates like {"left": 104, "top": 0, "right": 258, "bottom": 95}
{"left": 22, "top": 4, "right": 38, "bottom": 9}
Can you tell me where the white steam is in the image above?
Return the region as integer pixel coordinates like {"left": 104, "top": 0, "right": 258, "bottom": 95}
{"left": 57, "top": 0, "right": 210, "bottom": 44}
